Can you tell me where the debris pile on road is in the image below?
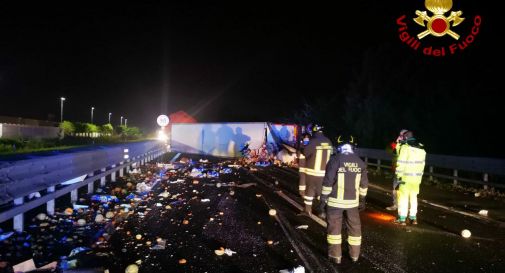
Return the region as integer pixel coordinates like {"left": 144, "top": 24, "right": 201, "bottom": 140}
{"left": 1, "top": 155, "right": 301, "bottom": 272}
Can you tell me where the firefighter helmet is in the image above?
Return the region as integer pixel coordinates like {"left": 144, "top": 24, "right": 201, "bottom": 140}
{"left": 403, "top": 130, "right": 414, "bottom": 139}
{"left": 337, "top": 135, "right": 356, "bottom": 145}
{"left": 336, "top": 135, "right": 356, "bottom": 154}
{"left": 312, "top": 124, "right": 323, "bottom": 132}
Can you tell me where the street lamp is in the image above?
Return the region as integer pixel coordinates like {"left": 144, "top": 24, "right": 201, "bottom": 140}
{"left": 108, "top": 113, "right": 112, "bottom": 124}
{"left": 91, "top": 107, "right": 95, "bottom": 123}
{"left": 60, "top": 97, "right": 66, "bottom": 122}
{"left": 120, "top": 116, "right": 123, "bottom": 126}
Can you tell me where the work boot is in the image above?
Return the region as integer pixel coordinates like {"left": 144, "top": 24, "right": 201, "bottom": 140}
{"left": 328, "top": 256, "right": 341, "bottom": 264}
{"left": 318, "top": 211, "right": 326, "bottom": 220}
{"left": 409, "top": 218, "right": 418, "bottom": 225}
{"left": 304, "top": 204, "right": 313, "bottom": 216}
{"left": 386, "top": 205, "right": 397, "bottom": 211}
{"left": 394, "top": 218, "right": 406, "bottom": 226}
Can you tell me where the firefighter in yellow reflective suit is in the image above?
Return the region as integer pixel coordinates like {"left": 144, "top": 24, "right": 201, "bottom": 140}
{"left": 320, "top": 136, "right": 368, "bottom": 264}
{"left": 394, "top": 131, "right": 426, "bottom": 225}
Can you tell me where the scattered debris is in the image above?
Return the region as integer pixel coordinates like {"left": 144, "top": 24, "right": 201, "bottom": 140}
{"left": 269, "top": 209, "right": 277, "bottom": 216}
{"left": 125, "top": 264, "right": 139, "bottom": 273}
{"left": 214, "top": 247, "right": 225, "bottom": 256}
{"left": 224, "top": 248, "right": 237, "bottom": 256}
{"left": 95, "top": 214, "right": 105, "bottom": 223}
{"left": 279, "top": 265, "right": 305, "bottom": 273}
{"left": 158, "top": 191, "right": 170, "bottom": 198}
{"left": 478, "top": 210, "right": 488, "bottom": 216}
{"left": 461, "top": 229, "right": 471, "bottom": 238}
{"left": 236, "top": 182, "right": 256, "bottom": 188}
{"left": 64, "top": 208, "right": 74, "bottom": 215}
{"left": 295, "top": 225, "right": 309, "bottom": 230}
{"left": 36, "top": 213, "right": 47, "bottom": 221}
{"left": 77, "top": 219, "right": 86, "bottom": 226}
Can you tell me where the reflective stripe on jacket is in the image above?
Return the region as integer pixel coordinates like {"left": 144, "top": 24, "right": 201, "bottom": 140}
{"left": 302, "top": 132, "right": 333, "bottom": 178}
{"left": 321, "top": 153, "right": 368, "bottom": 208}
{"left": 298, "top": 153, "right": 307, "bottom": 191}
{"left": 395, "top": 143, "right": 426, "bottom": 184}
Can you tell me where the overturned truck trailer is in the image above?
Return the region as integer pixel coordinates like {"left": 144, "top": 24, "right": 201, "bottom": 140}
{"left": 170, "top": 122, "right": 298, "bottom": 157}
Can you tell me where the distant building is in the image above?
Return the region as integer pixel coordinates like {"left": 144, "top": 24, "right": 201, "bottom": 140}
{"left": 0, "top": 116, "right": 61, "bottom": 139}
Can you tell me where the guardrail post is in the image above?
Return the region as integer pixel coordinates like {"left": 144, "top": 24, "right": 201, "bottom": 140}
{"left": 87, "top": 172, "right": 94, "bottom": 194}
{"left": 119, "top": 161, "right": 124, "bottom": 177}
{"left": 71, "top": 189, "right": 78, "bottom": 203}
{"left": 453, "top": 169, "right": 458, "bottom": 186}
{"left": 483, "top": 173, "right": 489, "bottom": 190}
{"left": 47, "top": 186, "right": 55, "bottom": 215}
{"left": 429, "top": 166, "right": 434, "bottom": 181}
{"left": 111, "top": 164, "right": 116, "bottom": 182}
{"left": 377, "top": 159, "right": 381, "bottom": 171}
{"left": 100, "top": 168, "right": 106, "bottom": 187}
{"left": 13, "top": 197, "right": 24, "bottom": 232}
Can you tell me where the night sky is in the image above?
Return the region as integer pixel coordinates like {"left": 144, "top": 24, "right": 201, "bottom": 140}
{"left": 1, "top": 1, "right": 503, "bottom": 155}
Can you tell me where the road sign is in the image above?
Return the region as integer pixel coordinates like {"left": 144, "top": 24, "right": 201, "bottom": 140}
{"left": 157, "top": 115, "right": 170, "bottom": 127}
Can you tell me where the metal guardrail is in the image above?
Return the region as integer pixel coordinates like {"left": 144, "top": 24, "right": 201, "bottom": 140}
{"left": 0, "top": 141, "right": 167, "bottom": 231}
{"left": 0, "top": 141, "right": 163, "bottom": 204}
{"left": 355, "top": 148, "right": 505, "bottom": 189}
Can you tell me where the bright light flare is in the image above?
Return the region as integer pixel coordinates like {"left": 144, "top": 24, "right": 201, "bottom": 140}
{"left": 366, "top": 212, "right": 396, "bottom": 222}
{"left": 157, "top": 130, "right": 168, "bottom": 141}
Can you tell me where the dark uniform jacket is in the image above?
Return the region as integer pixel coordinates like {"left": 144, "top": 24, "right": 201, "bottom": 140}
{"left": 321, "top": 153, "right": 368, "bottom": 208}
{"left": 301, "top": 132, "right": 333, "bottom": 178}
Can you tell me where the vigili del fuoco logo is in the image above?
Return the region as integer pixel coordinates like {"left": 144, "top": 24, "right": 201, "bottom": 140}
{"left": 396, "top": 0, "right": 481, "bottom": 57}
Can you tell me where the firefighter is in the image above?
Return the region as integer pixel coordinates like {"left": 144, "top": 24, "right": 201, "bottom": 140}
{"left": 319, "top": 135, "right": 368, "bottom": 264}
{"left": 394, "top": 131, "right": 426, "bottom": 225}
{"left": 300, "top": 125, "right": 333, "bottom": 216}
{"left": 298, "top": 133, "right": 311, "bottom": 197}
{"left": 386, "top": 129, "right": 409, "bottom": 211}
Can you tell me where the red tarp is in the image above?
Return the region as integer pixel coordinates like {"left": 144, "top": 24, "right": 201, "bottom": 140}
{"left": 169, "top": 111, "right": 197, "bottom": 123}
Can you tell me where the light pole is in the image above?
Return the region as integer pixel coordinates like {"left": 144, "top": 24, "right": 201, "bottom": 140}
{"left": 125, "top": 118, "right": 128, "bottom": 127}
{"left": 91, "top": 107, "right": 95, "bottom": 123}
{"left": 120, "top": 116, "right": 123, "bottom": 126}
{"left": 60, "top": 97, "right": 66, "bottom": 122}
{"left": 108, "top": 113, "right": 112, "bottom": 124}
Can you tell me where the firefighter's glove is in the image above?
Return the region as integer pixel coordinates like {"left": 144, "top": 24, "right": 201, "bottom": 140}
{"left": 318, "top": 196, "right": 328, "bottom": 215}
{"left": 394, "top": 178, "right": 405, "bottom": 190}
{"left": 358, "top": 196, "right": 366, "bottom": 211}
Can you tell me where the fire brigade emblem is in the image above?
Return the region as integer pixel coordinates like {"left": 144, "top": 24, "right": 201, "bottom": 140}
{"left": 414, "top": 0, "right": 465, "bottom": 40}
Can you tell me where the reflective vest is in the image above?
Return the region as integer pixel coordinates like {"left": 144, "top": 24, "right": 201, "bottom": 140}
{"left": 321, "top": 153, "right": 368, "bottom": 209}
{"left": 300, "top": 132, "right": 333, "bottom": 178}
{"left": 395, "top": 143, "right": 426, "bottom": 184}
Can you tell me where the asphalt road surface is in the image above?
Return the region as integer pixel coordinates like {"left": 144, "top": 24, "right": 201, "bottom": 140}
{"left": 1, "top": 153, "right": 504, "bottom": 273}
